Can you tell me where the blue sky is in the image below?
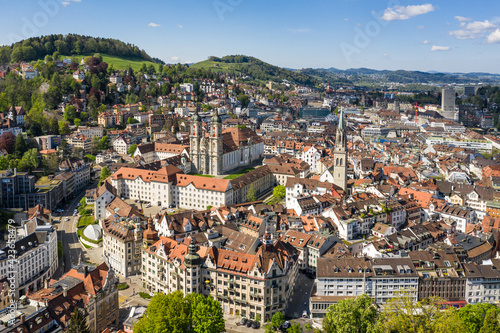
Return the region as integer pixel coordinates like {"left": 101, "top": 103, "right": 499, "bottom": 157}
{"left": 1, "top": 0, "right": 500, "bottom": 73}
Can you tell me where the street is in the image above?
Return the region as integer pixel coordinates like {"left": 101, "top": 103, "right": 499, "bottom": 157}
{"left": 286, "top": 272, "right": 314, "bottom": 319}
{"left": 53, "top": 180, "right": 98, "bottom": 279}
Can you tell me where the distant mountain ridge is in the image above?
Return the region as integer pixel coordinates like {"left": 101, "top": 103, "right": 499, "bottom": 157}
{"left": 294, "top": 67, "right": 500, "bottom": 85}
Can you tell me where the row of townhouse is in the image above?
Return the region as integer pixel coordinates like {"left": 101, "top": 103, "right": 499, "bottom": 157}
{"left": 311, "top": 255, "right": 500, "bottom": 318}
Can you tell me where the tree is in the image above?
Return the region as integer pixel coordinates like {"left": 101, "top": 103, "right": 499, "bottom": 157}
{"left": 0, "top": 92, "right": 9, "bottom": 112}
{"left": 273, "top": 185, "right": 286, "bottom": 200}
{"left": 480, "top": 306, "right": 500, "bottom": 333}
{"left": 134, "top": 291, "right": 225, "bottom": 333}
{"left": 288, "top": 321, "right": 303, "bottom": 333}
{"left": 74, "top": 118, "right": 81, "bottom": 128}
{"left": 323, "top": 294, "right": 377, "bottom": 333}
{"left": 458, "top": 303, "right": 498, "bottom": 333}
{"left": 433, "top": 307, "right": 467, "bottom": 333}
{"left": 271, "top": 312, "right": 285, "bottom": 330}
{"left": 59, "top": 139, "right": 72, "bottom": 160}
{"left": 128, "top": 144, "right": 137, "bottom": 155}
{"left": 59, "top": 120, "right": 70, "bottom": 135}
{"left": 100, "top": 166, "right": 111, "bottom": 183}
{"left": 188, "top": 293, "right": 225, "bottom": 333}
{"left": 247, "top": 184, "right": 257, "bottom": 202}
{"left": 304, "top": 323, "right": 313, "bottom": 332}
{"left": 0, "top": 131, "right": 15, "bottom": 154}
{"left": 67, "top": 308, "right": 91, "bottom": 333}
{"left": 237, "top": 92, "right": 249, "bottom": 108}
{"left": 376, "top": 291, "right": 439, "bottom": 333}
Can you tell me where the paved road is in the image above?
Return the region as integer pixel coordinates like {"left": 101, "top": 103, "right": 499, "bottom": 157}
{"left": 54, "top": 181, "right": 98, "bottom": 279}
{"left": 286, "top": 272, "right": 314, "bottom": 319}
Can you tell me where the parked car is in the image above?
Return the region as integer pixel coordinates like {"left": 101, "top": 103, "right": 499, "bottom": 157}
{"left": 161, "top": 207, "right": 167, "bottom": 210}
{"left": 251, "top": 321, "right": 260, "bottom": 329}
{"left": 239, "top": 318, "right": 247, "bottom": 326}
{"left": 283, "top": 321, "right": 291, "bottom": 329}
{"left": 65, "top": 217, "right": 69, "bottom": 221}
{"left": 145, "top": 204, "right": 151, "bottom": 208}
{"left": 302, "top": 310, "right": 308, "bottom": 318}
{"left": 169, "top": 204, "right": 175, "bottom": 208}
{"left": 246, "top": 320, "right": 253, "bottom": 328}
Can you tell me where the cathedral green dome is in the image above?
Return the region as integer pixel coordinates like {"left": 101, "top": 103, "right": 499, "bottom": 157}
{"left": 211, "top": 110, "right": 221, "bottom": 123}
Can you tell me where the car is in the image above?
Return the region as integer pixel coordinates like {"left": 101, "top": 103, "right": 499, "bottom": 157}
{"left": 53, "top": 219, "right": 59, "bottom": 223}
{"left": 161, "top": 207, "right": 167, "bottom": 210}
{"left": 145, "top": 204, "right": 151, "bottom": 208}
{"left": 283, "top": 321, "right": 291, "bottom": 329}
{"left": 245, "top": 320, "right": 253, "bottom": 328}
{"left": 302, "top": 310, "right": 308, "bottom": 318}
{"left": 239, "top": 318, "right": 248, "bottom": 326}
{"left": 65, "top": 217, "right": 69, "bottom": 221}
{"left": 169, "top": 204, "right": 175, "bottom": 208}
{"left": 251, "top": 321, "right": 260, "bottom": 329}
{"left": 135, "top": 199, "right": 139, "bottom": 203}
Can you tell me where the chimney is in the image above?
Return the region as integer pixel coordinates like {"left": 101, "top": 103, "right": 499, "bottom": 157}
{"left": 62, "top": 286, "right": 68, "bottom": 298}
{"left": 20, "top": 314, "right": 25, "bottom": 324}
{"left": 84, "top": 266, "right": 88, "bottom": 278}
{"left": 44, "top": 279, "right": 49, "bottom": 289}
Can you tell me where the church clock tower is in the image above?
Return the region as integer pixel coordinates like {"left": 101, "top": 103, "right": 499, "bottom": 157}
{"left": 333, "top": 108, "right": 347, "bottom": 191}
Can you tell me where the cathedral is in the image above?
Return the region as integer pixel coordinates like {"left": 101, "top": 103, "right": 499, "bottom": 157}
{"left": 189, "top": 110, "right": 265, "bottom": 176}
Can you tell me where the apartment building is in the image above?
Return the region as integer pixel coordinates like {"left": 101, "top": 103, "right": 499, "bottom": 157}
{"left": 0, "top": 225, "right": 58, "bottom": 298}
{"left": 67, "top": 133, "right": 92, "bottom": 153}
{"left": 78, "top": 126, "right": 104, "bottom": 138}
{"left": 142, "top": 231, "right": 299, "bottom": 322}
{"left": 59, "top": 157, "right": 90, "bottom": 191}
{"left": 408, "top": 250, "right": 466, "bottom": 301}
{"left": 311, "top": 257, "right": 418, "bottom": 318}
{"left": 27, "top": 263, "right": 119, "bottom": 333}
{"left": 463, "top": 259, "right": 500, "bottom": 304}
{"left": 102, "top": 218, "right": 145, "bottom": 277}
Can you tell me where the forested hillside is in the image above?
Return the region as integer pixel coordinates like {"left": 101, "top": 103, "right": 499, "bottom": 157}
{"left": 0, "top": 34, "right": 155, "bottom": 64}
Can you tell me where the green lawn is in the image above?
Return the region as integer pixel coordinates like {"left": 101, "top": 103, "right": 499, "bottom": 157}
{"left": 62, "top": 53, "right": 158, "bottom": 72}
{"left": 188, "top": 173, "right": 215, "bottom": 178}
{"left": 77, "top": 216, "right": 97, "bottom": 229}
{"left": 223, "top": 167, "right": 255, "bottom": 180}
{"left": 190, "top": 59, "right": 245, "bottom": 74}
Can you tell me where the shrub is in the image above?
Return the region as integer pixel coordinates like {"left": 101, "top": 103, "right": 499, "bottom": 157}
{"left": 117, "top": 283, "right": 129, "bottom": 290}
{"left": 139, "top": 292, "right": 152, "bottom": 299}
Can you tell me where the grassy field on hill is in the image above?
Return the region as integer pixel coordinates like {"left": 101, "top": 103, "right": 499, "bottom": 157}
{"left": 190, "top": 59, "right": 244, "bottom": 74}
{"left": 62, "top": 53, "right": 157, "bottom": 72}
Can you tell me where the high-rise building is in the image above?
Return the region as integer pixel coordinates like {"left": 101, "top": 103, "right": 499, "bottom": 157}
{"left": 441, "top": 88, "right": 456, "bottom": 120}
{"left": 464, "top": 86, "right": 476, "bottom": 96}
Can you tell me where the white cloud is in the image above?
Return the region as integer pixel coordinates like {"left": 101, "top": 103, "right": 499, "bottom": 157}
{"left": 62, "top": 0, "right": 81, "bottom": 6}
{"left": 487, "top": 29, "right": 500, "bottom": 43}
{"left": 148, "top": 22, "right": 161, "bottom": 28}
{"left": 177, "top": 24, "right": 183, "bottom": 29}
{"left": 431, "top": 45, "right": 451, "bottom": 51}
{"left": 417, "top": 25, "right": 425, "bottom": 29}
{"left": 449, "top": 19, "right": 496, "bottom": 39}
{"left": 286, "top": 28, "right": 312, "bottom": 33}
{"left": 420, "top": 40, "right": 430, "bottom": 44}
{"left": 170, "top": 56, "right": 180, "bottom": 62}
{"left": 455, "top": 16, "right": 471, "bottom": 22}
{"left": 344, "top": 18, "right": 349, "bottom": 21}
{"left": 381, "top": 4, "right": 435, "bottom": 21}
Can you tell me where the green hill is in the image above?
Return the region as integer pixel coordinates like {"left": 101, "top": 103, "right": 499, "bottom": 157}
{"left": 0, "top": 34, "right": 158, "bottom": 65}
{"left": 61, "top": 53, "right": 157, "bottom": 72}
{"left": 191, "top": 55, "right": 318, "bottom": 87}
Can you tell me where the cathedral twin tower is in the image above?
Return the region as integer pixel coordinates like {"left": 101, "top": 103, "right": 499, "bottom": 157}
{"left": 189, "top": 109, "right": 223, "bottom": 176}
